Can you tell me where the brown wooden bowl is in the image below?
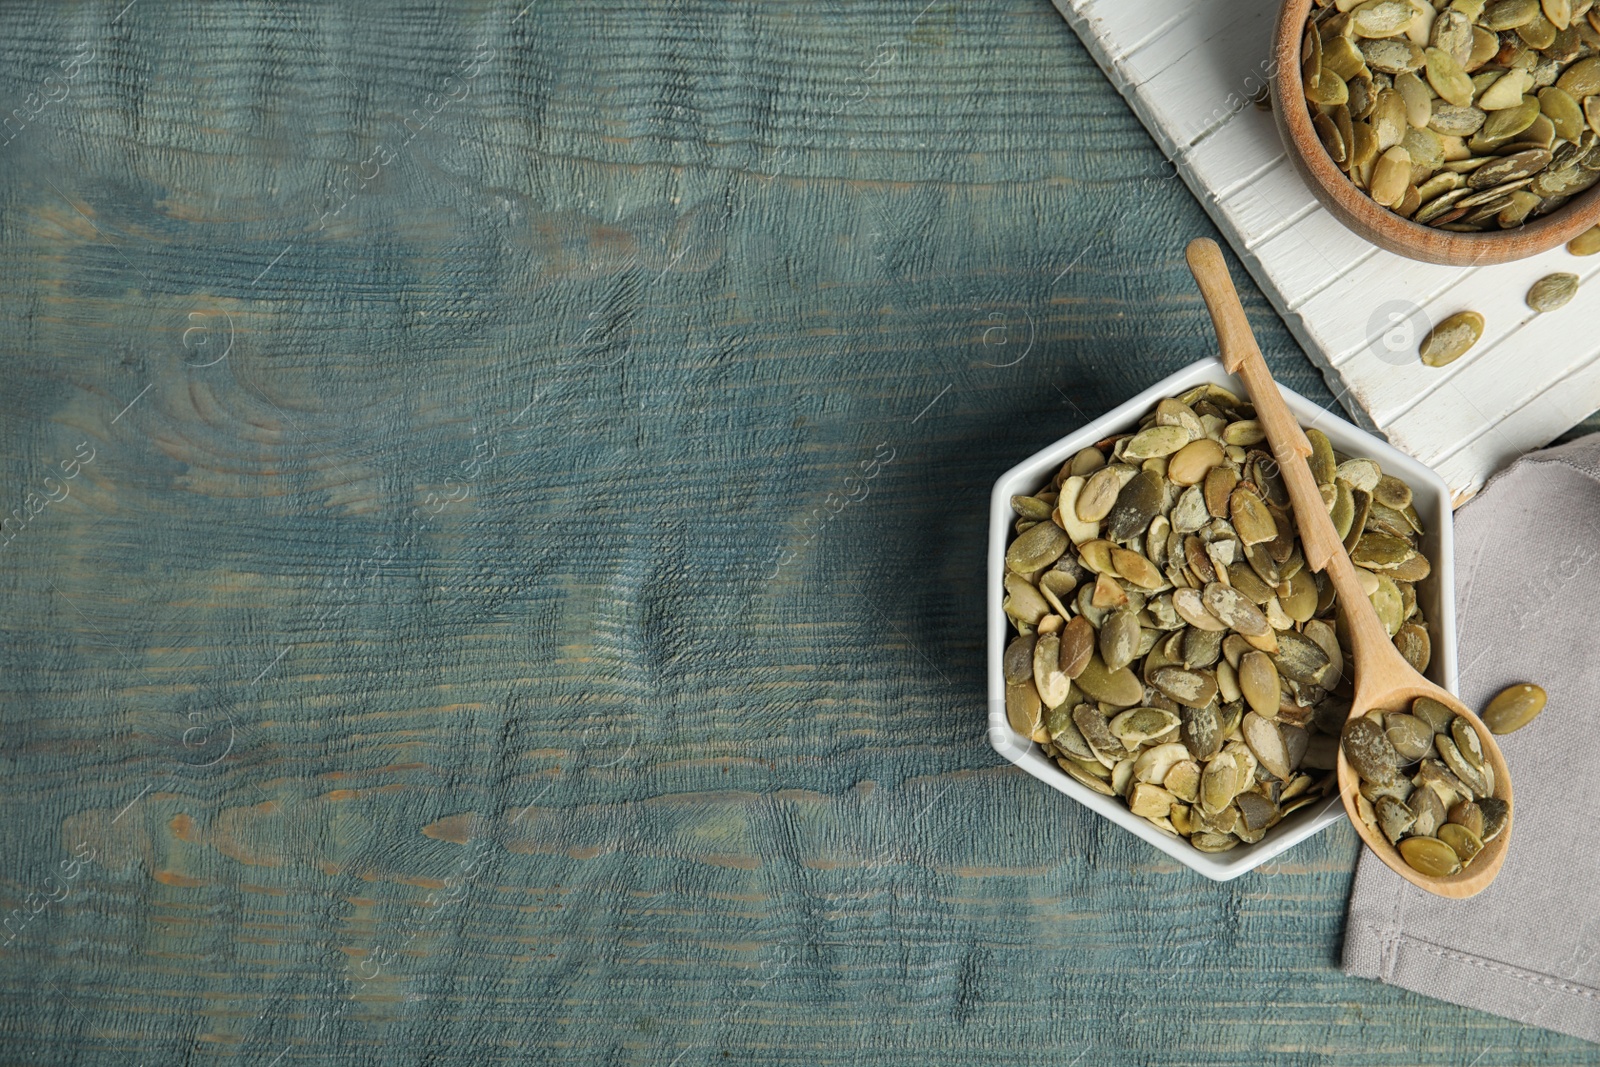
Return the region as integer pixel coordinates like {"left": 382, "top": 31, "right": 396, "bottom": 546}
{"left": 1272, "top": 0, "right": 1600, "bottom": 266}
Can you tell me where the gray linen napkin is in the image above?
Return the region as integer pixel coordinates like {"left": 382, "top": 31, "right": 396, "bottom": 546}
{"left": 1343, "top": 433, "right": 1600, "bottom": 1043}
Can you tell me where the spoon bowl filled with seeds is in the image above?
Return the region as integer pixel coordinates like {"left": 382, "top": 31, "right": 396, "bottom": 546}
{"left": 1274, "top": 0, "right": 1600, "bottom": 264}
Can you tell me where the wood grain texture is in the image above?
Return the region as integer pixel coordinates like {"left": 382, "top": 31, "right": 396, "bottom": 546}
{"left": 0, "top": 1, "right": 1594, "bottom": 1064}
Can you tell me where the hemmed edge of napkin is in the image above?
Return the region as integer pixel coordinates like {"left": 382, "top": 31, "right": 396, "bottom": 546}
{"left": 1344, "top": 923, "right": 1600, "bottom": 1044}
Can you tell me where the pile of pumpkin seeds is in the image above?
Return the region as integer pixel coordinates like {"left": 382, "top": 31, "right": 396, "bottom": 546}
{"left": 1003, "top": 382, "right": 1434, "bottom": 854}
{"left": 1301, "top": 0, "right": 1600, "bottom": 231}
{"left": 1341, "top": 685, "right": 1533, "bottom": 875}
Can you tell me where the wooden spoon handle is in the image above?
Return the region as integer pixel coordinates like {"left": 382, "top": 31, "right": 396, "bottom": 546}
{"left": 1184, "top": 239, "right": 1412, "bottom": 692}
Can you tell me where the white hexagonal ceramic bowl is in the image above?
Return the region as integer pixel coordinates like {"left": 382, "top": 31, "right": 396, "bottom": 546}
{"left": 987, "top": 357, "right": 1457, "bottom": 881}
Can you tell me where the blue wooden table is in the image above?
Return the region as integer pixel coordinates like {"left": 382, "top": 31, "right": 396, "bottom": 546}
{"left": 1, "top": 1, "right": 1595, "bottom": 1063}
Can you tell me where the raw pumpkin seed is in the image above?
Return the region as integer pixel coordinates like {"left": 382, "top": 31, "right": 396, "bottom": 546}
{"left": 1527, "top": 271, "right": 1580, "bottom": 310}
{"left": 1482, "top": 682, "right": 1547, "bottom": 733}
{"left": 1419, "top": 310, "right": 1485, "bottom": 367}
{"left": 1399, "top": 834, "right": 1462, "bottom": 876}
{"left": 1343, "top": 715, "right": 1403, "bottom": 785}
{"left": 1478, "top": 795, "right": 1510, "bottom": 841}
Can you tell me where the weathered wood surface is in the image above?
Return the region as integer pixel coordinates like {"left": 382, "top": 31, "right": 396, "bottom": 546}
{"left": 0, "top": 2, "right": 1593, "bottom": 1064}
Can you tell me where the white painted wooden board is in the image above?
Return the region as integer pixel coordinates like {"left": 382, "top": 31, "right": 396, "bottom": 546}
{"left": 1052, "top": 0, "right": 1600, "bottom": 504}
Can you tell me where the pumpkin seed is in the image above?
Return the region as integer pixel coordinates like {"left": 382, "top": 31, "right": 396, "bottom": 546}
{"left": 1557, "top": 56, "right": 1600, "bottom": 95}
{"left": 1375, "top": 795, "right": 1418, "bottom": 843}
{"left": 1098, "top": 608, "right": 1142, "bottom": 673}
{"left": 1111, "top": 707, "right": 1182, "bottom": 749}
{"left": 1478, "top": 795, "right": 1510, "bottom": 841}
{"left": 1056, "top": 477, "right": 1102, "bottom": 545}
{"left": 1057, "top": 756, "right": 1116, "bottom": 796}
{"left": 1399, "top": 834, "right": 1462, "bottom": 876}
{"left": 1203, "top": 582, "right": 1272, "bottom": 637}
{"left": 1451, "top": 716, "right": 1486, "bottom": 768}
{"left": 1527, "top": 271, "right": 1580, "bottom": 310}
{"left": 1191, "top": 831, "right": 1238, "bottom": 853}
{"left": 1394, "top": 621, "right": 1432, "bottom": 673}
{"left": 1172, "top": 587, "right": 1228, "bottom": 632}
{"left": 1481, "top": 67, "right": 1536, "bottom": 109}
{"left": 1437, "top": 822, "right": 1486, "bottom": 863}
{"left": 1237, "top": 651, "right": 1281, "bottom": 718}
{"left": 1469, "top": 147, "right": 1552, "bottom": 186}
{"left": 1437, "top": 733, "right": 1491, "bottom": 796}
{"left": 1123, "top": 424, "right": 1192, "bottom": 461}
{"left": 1409, "top": 782, "right": 1446, "bottom": 836}
{"left": 1352, "top": 531, "right": 1419, "bottom": 570}
{"left": 1167, "top": 438, "right": 1226, "bottom": 486}
{"left": 1074, "top": 654, "right": 1145, "bottom": 708}
{"left": 1482, "top": 682, "right": 1547, "bottom": 733}
{"left": 1203, "top": 466, "right": 1240, "bottom": 519}
{"left": 1105, "top": 469, "right": 1165, "bottom": 542}
{"left": 1006, "top": 681, "right": 1045, "bottom": 740}
{"left": 1006, "top": 519, "right": 1069, "bottom": 574}
{"left": 1243, "top": 712, "right": 1292, "bottom": 780}
{"left": 1486, "top": 0, "right": 1542, "bottom": 30}
{"left": 1343, "top": 715, "right": 1402, "bottom": 785}
{"left": 1198, "top": 751, "right": 1243, "bottom": 814}
{"left": 1540, "top": 86, "right": 1587, "bottom": 139}
{"left": 1072, "top": 704, "right": 1126, "bottom": 765}
{"left": 1412, "top": 695, "right": 1455, "bottom": 733}
{"left": 1448, "top": 799, "right": 1487, "bottom": 838}
{"left": 1034, "top": 633, "right": 1073, "bottom": 708}
{"left": 1069, "top": 447, "right": 1106, "bottom": 478}
{"left": 1274, "top": 630, "right": 1334, "bottom": 686}
{"left": 1355, "top": 0, "right": 1422, "bottom": 37}
{"left": 1004, "top": 634, "right": 1036, "bottom": 685}
{"left": 1363, "top": 37, "right": 1427, "bottom": 74}
{"left": 1419, "top": 310, "right": 1484, "bottom": 366}
{"left": 1371, "top": 145, "right": 1415, "bottom": 205}
{"left": 1004, "top": 573, "right": 1051, "bottom": 626}
{"left": 1078, "top": 464, "right": 1132, "bottom": 522}
{"left": 1570, "top": 223, "right": 1600, "bottom": 253}
{"left": 1134, "top": 741, "right": 1190, "bottom": 786}
{"left": 1150, "top": 667, "right": 1219, "bottom": 708}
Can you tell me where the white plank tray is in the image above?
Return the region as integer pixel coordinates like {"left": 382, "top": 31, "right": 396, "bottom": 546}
{"left": 1052, "top": 0, "right": 1600, "bottom": 504}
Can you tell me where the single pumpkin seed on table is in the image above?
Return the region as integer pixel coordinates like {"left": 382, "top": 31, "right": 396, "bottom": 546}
{"left": 1482, "top": 682, "right": 1548, "bottom": 733}
{"left": 1005, "top": 386, "right": 1440, "bottom": 855}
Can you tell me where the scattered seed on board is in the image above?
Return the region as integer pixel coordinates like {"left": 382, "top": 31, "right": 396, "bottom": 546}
{"left": 1571, "top": 225, "right": 1600, "bottom": 256}
{"left": 1419, "top": 311, "right": 1485, "bottom": 367}
{"left": 1005, "top": 384, "right": 1435, "bottom": 856}
{"left": 1527, "top": 272, "right": 1580, "bottom": 312}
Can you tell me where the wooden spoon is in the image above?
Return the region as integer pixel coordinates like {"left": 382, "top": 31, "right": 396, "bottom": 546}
{"left": 1185, "top": 238, "right": 1512, "bottom": 898}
